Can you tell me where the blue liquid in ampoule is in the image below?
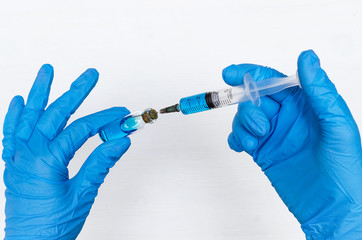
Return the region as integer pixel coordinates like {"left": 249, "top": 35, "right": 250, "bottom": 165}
{"left": 99, "top": 115, "right": 144, "bottom": 142}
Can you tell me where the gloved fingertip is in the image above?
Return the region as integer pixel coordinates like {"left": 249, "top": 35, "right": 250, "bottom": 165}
{"left": 71, "top": 68, "right": 99, "bottom": 90}
{"left": 36, "top": 64, "right": 54, "bottom": 83}
{"left": 237, "top": 103, "right": 270, "bottom": 137}
{"left": 119, "top": 106, "right": 131, "bottom": 115}
{"left": 4, "top": 96, "right": 24, "bottom": 138}
{"left": 298, "top": 50, "right": 320, "bottom": 78}
{"left": 297, "top": 50, "right": 321, "bottom": 85}
{"left": 228, "top": 133, "right": 243, "bottom": 152}
{"left": 85, "top": 68, "right": 99, "bottom": 78}
{"left": 256, "top": 118, "right": 270, "bottom": 137}
{"left": 242, "top": 136, "right": 258, "bottom": 153}
{"left": 255, "top": 112, "right": 270, "bottom": 136}
{"left": 39, "top": 63, "right": 54, "bottom": 73}
{"left": 222, "top": 64, "right": 243, "bottom": 86}
{"left": 105, "top": 137, "right": 131, "bottom": 159}
{"left": 298, "top": 50, "right": 320, "bottom": 67}
{"left": 10, "top": 95, "right": 24, "bottom": 107}
{"left": 120, "top": 136, "right": 131, "bottom": 147}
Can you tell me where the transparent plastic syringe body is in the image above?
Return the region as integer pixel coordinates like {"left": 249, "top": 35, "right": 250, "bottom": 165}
{"left": 176, "top": 73, "right": 300, "bottom": 115}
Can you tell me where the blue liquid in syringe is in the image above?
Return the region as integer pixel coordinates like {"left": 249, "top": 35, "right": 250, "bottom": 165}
{"left": 179, "top": 93, "right": 211, "bottom": 114}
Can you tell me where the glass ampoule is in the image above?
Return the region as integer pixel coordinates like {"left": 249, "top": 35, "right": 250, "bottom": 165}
{"left": 99, "top": 108, "right": 158, "bottom": 142}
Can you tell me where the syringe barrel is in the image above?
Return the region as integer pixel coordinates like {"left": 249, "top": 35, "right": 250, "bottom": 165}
{"left": 179, "top": 92, "right": 210, "bottom": 114}
{"left": 179, "top": 87, "right": 247, "bottom": 115}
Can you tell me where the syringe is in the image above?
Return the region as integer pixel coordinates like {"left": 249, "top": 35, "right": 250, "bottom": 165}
{"left": 160, "top": 73, "right": 300, "bottom": 115}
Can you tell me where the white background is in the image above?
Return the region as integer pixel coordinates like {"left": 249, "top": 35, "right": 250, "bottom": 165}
{"left": 0, "top": 0, "right": 362, "bottom": 239}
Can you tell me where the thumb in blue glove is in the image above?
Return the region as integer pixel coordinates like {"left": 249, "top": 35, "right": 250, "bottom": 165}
{"left": 2, "top": 65, "right": 131, "bottom": 239}
{"left": 223, "top": 50, "right": 362, "bottom": 239}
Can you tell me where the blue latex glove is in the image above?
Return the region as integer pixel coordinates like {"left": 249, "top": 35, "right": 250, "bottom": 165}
{"left": 223, "top": 50, "right": 362, "bottom": 239}
{"left": 2, "top": 65, "right": 131, "bottom": 239}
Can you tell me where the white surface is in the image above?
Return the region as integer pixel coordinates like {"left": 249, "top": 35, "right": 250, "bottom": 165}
{"left": 0, "top": 0, "right": 361, "bottom": 239}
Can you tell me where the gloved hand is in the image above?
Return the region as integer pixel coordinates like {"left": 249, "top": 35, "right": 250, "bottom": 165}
{"left": 2, "top": 65, "right": 131, "bottom": 239}
{"left": 223, "top": 50, "right": 362, "bottom": 239}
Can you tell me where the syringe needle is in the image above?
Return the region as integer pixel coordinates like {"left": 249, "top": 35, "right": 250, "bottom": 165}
{"left": 160, "top": 104, "right": 180, "bottom": 114}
